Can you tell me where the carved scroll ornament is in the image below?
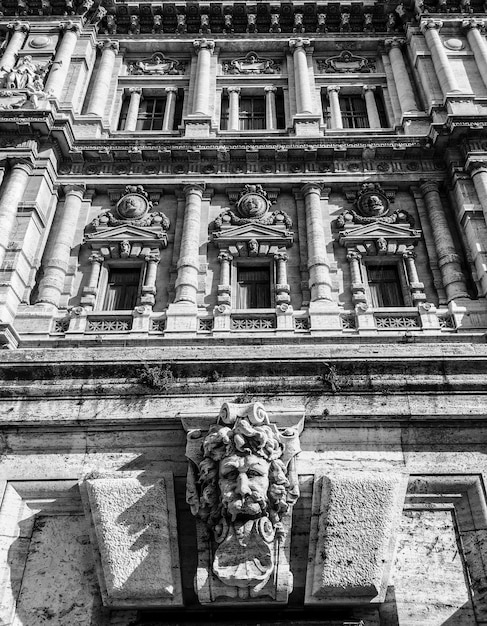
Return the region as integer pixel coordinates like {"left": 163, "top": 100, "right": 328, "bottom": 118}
{"left": 317, "top": 50, "right": 376, "bottom": 73}
{"left": 128, "top": 52, "right": 186, "bottom": 75}
{"left": 222, "top": 52, "right": 280, "bottom": 75}
{"left": 185, "top": 402, "right": 302, "bottom": 603}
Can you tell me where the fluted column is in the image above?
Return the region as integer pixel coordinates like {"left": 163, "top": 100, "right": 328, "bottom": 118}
{"left": 36, "top": 184, "right": 85, "bottom": 307}
{"left": 327, "top": 86, "right": 343, "bottom": 129}
{"left": 0, "top": 21, "right": 29, "bottom": 72}
{"left": 421, "top": 20, "right": 460, "bottom": 96}
{"left": 141, "top": 252, "right": 160, "bottom": 306}
{"left": 227, "top": 86, "right": 240, "bottom": 131}
{"left": 265, "top": 86, "right": 277, "bottom": 130}
{"left": 385, "top": 38, "right": 419, "bottom": 114}
{"left": 290, "top": 38, "right": 313, "bottom": 114}
{"left": 463, "top": 19, "right": 487, "bottom": 90}
{"left": 302, "top": 183, "right": 333, "bottom": 303}
{"left": 175, "top": 184, "right": 205, "bottom": 304}
{"left": 86, "top": 40, "right": 119, "bottom": 117}
{"left": 0, "top": 160, "right": 33, "bottom": 269}
{"left": 420, "top": 181, "right": 468, "bottom": 301}
{"left": 192, "top": 39, "right": 215, "bottom": 116}
{"left": 162, "top": 86, "right": 178, "bottom": 131}
{"left": 44, "top": 21, "right": 80, "bottom": 99}
{"left": 363, "top": 86, "right": 381, "bottom": 128}
{"left": 124, "top": 87, "right": 142, "bottom": 131}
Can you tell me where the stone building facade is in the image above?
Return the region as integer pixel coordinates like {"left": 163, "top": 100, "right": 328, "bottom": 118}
{"left": 1, "top": 0, "right": 487, "bottom": 625}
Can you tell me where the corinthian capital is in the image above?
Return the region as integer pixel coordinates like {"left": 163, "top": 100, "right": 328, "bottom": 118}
{"left": 421, "top": 19, "right": 443, "bottom": 33}
{"left": 59, "top": 20, "right": 81, "bottom": 33}
{"left": 462, "top": 18, "right": 486, "bottom": 32}
{"left": 384, "top": 37, "right": 406, "bottom": 51}
{"left": 193, "top": 38, "right": 215, "bottom": 54}
{"left": 7, "top": 20, "right": 30, "bottom": 33}
{"left": 98, "top": 39, "right": 119, "bottom": 53}
{"left": 289, "top": 37, "right": 311, "bottom": 52}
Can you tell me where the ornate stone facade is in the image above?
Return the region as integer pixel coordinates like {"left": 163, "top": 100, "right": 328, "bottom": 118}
{"left": 0, "top": 1, "right": 487, "bottom": 625}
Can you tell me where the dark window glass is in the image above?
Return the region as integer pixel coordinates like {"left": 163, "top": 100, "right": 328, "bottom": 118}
{"left": 137, "top": 98, "right": 165, "bottom": 131}
{"left": 220, "top": 95, "right": 229, "bottom": 130}
{"left": 239, "top": 96, "right": 266, "bottom": 131}
{"left": 103, "top": 268, "right": 141, "bottom": 310}
{"left": 236, "top": 266, "right": 271, "bottom": 308}
{"left": 339, "top": 95, "right": 369, "bottom": 129}
{"left": 367, "top": 265, "right": 404, "bottom": 307}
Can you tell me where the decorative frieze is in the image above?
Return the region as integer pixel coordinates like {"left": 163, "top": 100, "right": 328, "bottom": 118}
{"left": 184, "top": 401, "right": 302, "bottom": 603}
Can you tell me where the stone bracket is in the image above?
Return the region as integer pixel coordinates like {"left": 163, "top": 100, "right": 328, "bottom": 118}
{"left": 80, "top": 472, "right": 183, "bottom": 608}
{"left": 305, "top": 469, "right": 408, "bottom": 605}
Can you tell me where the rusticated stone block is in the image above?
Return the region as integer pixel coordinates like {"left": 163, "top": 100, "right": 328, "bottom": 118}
{"left": 305, "top": 470, "right": 408, "bottom": 604}
{"left": 81, "top": 473, "right": 182, "bottom": 608}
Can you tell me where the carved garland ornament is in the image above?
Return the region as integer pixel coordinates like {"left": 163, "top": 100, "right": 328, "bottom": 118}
{"left": 90, "top": 185, "right": 170, "bottom": 229}
{"left": 185, "top": 402, "right": 301, "bottom": 603}
{"left": 214, "top": 185, "right": 292, "bottom": 229}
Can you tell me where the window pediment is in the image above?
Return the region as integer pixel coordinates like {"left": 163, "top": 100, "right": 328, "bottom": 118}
{"left": 338, "top": 221, "right": 421, "bottom": 255}
{"left": 85, "top": 224, "right": 168, "bottom": 248}
{"left": 212, "top": 222, "right": 293, "bottom": 250}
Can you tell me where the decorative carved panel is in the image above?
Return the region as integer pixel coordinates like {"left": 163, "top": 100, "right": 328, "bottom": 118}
{"left": 183, "top": 402, "right": 303, "bottom": 604}
{"left": 317, "top": 50, "right": 376, "bottom": 73}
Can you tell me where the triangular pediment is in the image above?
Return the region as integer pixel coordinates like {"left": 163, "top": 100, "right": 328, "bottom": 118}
{"left": 85, "top": 224, "right": 167, "bottom": 246}
{"left": 212, "top": 222, "right": 294, "bottom": 247}
{"left": 339, "top": 221, "right": 420, "bottom": 242}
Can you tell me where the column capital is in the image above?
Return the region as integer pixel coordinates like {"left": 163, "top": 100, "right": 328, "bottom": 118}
{"left": 419, "top": 180, "right": 440, "bottom": 195}
{"left": 183, "top": 182, "right": 206, "bottom": 197}
{"left": 145, "top": 251, "right": 161, "bottom": 263}
{"left": 302, "top": 181, "right": 326, "bottom": 196}
{"left": 363, "top": 85, "right": 376, "bottom": 94}
{"left": 9, "top": 158, "right": 34, "bottom": 174}
{"left": 62, "top": 183, "right": 86, "bottom": 198}
{"left": 89, "top": 251, "right": 105, "bottom": 264}
{"left": 402, "top": 250, "right": 417, "bottom": 259}
{"left": 326, "top": 85, "right": 341, "bottom": 94}
{"left": 227, "top": 86, "right": 241, "bottom": 94}
{"left": 289, "top": 37, "right": 311, "bottom": 53}
{"left": 164, "top": 86, "right": 178, "bottom": 94}
{"left": 129, "top": 86, "right": 142, "bottom": 95}
{"left": 7, "top": 20, "right": 30, "bottom": 33}
{"left": 264, "top": 85, "right": 277, "bottom": 93}
{"left": 468, "top": 160, "right": 487, "bottom": 176}
{"left": 193, "top": 38, "right": 215, "bottom": 54}
{"left": 98, "top": 39, "right": 119, "bottom": 54}
{"left": 421, "top": 19, "right": 443, "bottom": 33}
{"left": 218, "top": 251, "right": 233, "bottom": 263}
{"left": 384, "top": 36, "right": 406, "bottom": 51}
{"left": 274, "top": 252, "right": 289, "bottom": 262}
{"left": 347, "top": 250, "right": 362, "bottom": 262}
{"left": 462, "top": 17, "right": 485, "bottom": 32}
{"left": 59, "top": 20, "right": 81, "bottom": 34}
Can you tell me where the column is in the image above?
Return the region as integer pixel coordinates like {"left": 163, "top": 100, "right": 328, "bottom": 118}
{"left": 0, "top": 21, "right": 29, "bottom": 72}
{"left": 81, "top": 252, "right": 104, "bottom": 308}
{"left": 192, "top": 39, "right": 215, "bottom": 116}
{"left": 44, "top": 21, "right": 80, "bottom": 99}
{"left": 302, "top": 183, "right": 333, "bottom": 303}
{"left": 463, "top": 19, "right": 487, "bottom": 90}
{"left": 141, "top": 252, "right": 160, "bottom": 306}
{"left": 264, "top": 86, "right": 277, "bottom": 130}
{"left": 36, "top": 184, "right": 85, "bottom": 307}
{"left": 227, "top": 86, "right": 240, "bottom": 131}
{"left": 217, "top": 251, "right": 232, "bottom": 306}
{"left": 420, "top": 181, "right": 469, "bottom": 301}
{"left": 162, "top": 87, "right": 178, "bottom": 131}
{"left": 86, "top": 40, "right": 119, "bottom": 117}
{"left": 289, "top": 38, "right": 313, "bottom": 114}
{"left": 363, "top": 86, "right": 381, "bottom": 129}
{"left": 174, "top": 184, "right": 205, "bottom": 304}
{"left": 327, "top": 86, "right": 343, "bottom": 129}
{"left": 421, "top": 20, "right": 460, "bottom": 96}
{"left": 469, "top": 162, "right": 487, "bottom": 225}
{"left": 124, "top": 87, "right": 142, "bottom": 131}
{"left": 0, "top": 160, "right": 33, "bottom": 269}
{"left": 274, "top": 252, "right": 290, "bottom": 304}
{"left": 347, "top": 251, "right": 366, "bottom": 305}
{"left": 385, "top": 38, "right": 419, "bottom": 114}
{"left": 403, "top": 250, "right": 426, "bottom": 304}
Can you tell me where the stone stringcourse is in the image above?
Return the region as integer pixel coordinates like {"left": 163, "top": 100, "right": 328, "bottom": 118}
{"left": 183, "top": 401, "right": 303, "bottom": 604}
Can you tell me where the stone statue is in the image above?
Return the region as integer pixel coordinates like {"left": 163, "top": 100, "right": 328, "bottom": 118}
{"left": 4, "top": 55, "right": 51, "bottom": 90}
{"left": 185, "top": 402, "right": 302, "bottom": 602}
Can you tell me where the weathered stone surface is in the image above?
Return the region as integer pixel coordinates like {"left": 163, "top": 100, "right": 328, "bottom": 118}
{"left": 305, "top": 470, "right": 408, "bottom": 604}
{"left": 82, "top": 474, "right": 182, "bottom": 607}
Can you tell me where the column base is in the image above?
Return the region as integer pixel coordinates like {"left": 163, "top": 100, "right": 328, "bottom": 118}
{"left": 183, "top": 116, "right": 214, "bottom": 138}
{"left": 292, "top": 115, "right": 323, "bottom": 137}
{"left": 165, "top": 302, "right": 199, "bottom": 332}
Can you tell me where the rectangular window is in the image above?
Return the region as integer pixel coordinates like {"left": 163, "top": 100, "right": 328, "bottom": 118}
{"left": 367, "top": 264, "right": 404, "bottom": 307}
{"left": 239, "top": 96, "right": 265, "bottom": 130}
{"left": 340, "top": 95, "right": 369, "bottom": 129}
{"left": 103, "top": 267, "right": 141, "bottom": 310}
{"left": 236, "top": 266, "right": 271, "bottom": 309}
{"left": 136, "top": 97, "right": 165, "bottom": 131}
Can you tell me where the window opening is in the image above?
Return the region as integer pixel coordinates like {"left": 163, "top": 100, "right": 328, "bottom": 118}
{"left": 340, "top": 95, "right": 369, "bottom": 129}
{"left": 103, "top": 267, "right": 141, "bottom": 310}
{"left": 236, "top": 266, "right": 271, "bottom": 308}
{"left": 367, "top": 264, "right": 404, "bottom": 307}
{"left": 239, "top": 96, "right": 266, "bottom": 131}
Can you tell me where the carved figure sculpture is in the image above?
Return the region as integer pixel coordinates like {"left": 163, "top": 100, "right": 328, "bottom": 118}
{"left": 185, "top": 402, "right": 301, "bottom": 602}
{"left": 4, "top": 55, "right": 50, "bottom": 90}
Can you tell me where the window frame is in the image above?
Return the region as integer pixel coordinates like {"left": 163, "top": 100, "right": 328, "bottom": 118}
{"left": 362, "top": 257, "right": 412, "bottom": 308}
{"left": 231, "top": 258, "right": 275, "bottom": 311}
{"left": 95, "top": 261, "right": 145, "bottom": 312}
